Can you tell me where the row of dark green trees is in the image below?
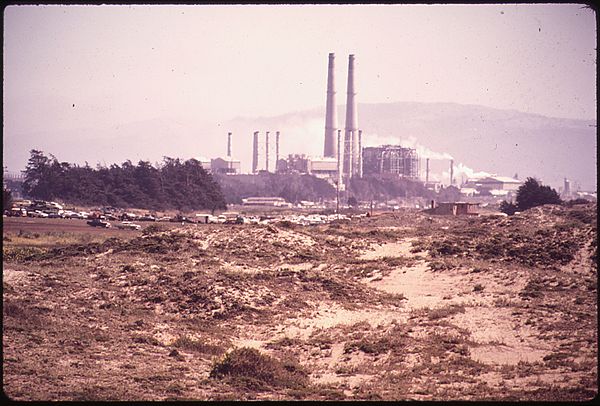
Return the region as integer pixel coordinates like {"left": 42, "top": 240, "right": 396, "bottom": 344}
{"left": 21, "top": 150, "right": 227, "bottom": 211}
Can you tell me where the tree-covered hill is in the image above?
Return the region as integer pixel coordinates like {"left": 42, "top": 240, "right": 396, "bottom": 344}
{"left": 21, "top": 150, "right": 227, "bottom": 211}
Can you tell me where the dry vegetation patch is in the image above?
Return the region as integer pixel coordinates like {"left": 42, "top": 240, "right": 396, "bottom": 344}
{"left": 3, "top": 203, "right": 597, "bottom": 401}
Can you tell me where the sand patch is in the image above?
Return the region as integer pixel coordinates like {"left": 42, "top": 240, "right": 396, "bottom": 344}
{"left": 452, "top": 306, "right": 551, "bottom": 365}
{"left": 360, "top": 238, "right": 421, "bottom": 260}
{"left": 278, "top": 302, "right": 406, "bottom": 340}
{"left": 3, "top": 269, "right": 30, "bottom": 284}
{"left": 367, "top": 261, "right": 471, "bottom": 309}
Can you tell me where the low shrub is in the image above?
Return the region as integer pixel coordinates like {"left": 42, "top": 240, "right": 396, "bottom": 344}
{"left": 172, "top": 335, "right": 225, "bottom": 355}
{"left": 3, "top": 246, "right": 47, "bottom": 262}
{"left": 427, "top": 304, "right": 465, "bottom": 320}
{"left": 209, "top": 347, "right": 309, "bottom": 390}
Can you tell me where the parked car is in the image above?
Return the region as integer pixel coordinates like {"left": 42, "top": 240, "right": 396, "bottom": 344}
{"left": 62, "top": 210, "right": 81, "bottom": 219}
{"left": 9, "top": 207, "right": 27, "bottom": 217}
{"left": 86, "top": 218, "right": 111, "bottom": 228}
{"left": 28, "top": 210, "right": 49, "bottom": 218}
{"left": 170, "top": 215, "right": 194, "bottom": 223}
{"left": 121, "top": 212, "right": 138, "bottom": 221}
{"left": 138, "top": 214, "right": 156, "bottom": 222}
{"left": 116, "top": 221, "right": 141, "bottom": 230}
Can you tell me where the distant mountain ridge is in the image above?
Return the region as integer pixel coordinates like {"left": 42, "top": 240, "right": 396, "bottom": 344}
{"left": 227, "top": 101, "right": 596, "bottom": 190}
{"left": 5, "top": 101, "right": 596, "bottom": 191}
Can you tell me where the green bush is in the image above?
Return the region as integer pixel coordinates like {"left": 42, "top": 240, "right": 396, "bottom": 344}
{"left": 516, "top": 177, "right": 561, "bottom": 211}
{"left": 209, "top": 347, "right": 309, "bottom": 390}
{"left": 499, "top": 200, "right": 518, "bottom": 215}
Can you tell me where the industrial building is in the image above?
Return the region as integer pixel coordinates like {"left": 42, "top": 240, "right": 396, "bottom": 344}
{"left": 210, "top": 132, "right": 241, "bottom": 174}
{"left": 462, "top": 176, "right": 522, "bottom": 196}
{"left": 307, "top": 157, "right": 338, "bottom": 179}
{"left": 277, "top": 154, "right": 309, "bottom": 174}
{"left": 241, "top": 197, "right": 291, "bottom": 207}
{"left": 276, "top": 154, "right": 338, "bottom": 180}
{"left": 427, "top": 202, "right": 480, "bottom": 216}
{"left": 196, "top": 157, "right": 211, "bottom": 171}
{"left": 362, "top": 145, "right": 420, "bottom": 179}
{"left": 210, "top": 157, "right": 241, "bottom": 175}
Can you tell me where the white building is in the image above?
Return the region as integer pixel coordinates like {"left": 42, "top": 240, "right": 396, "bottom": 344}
{"left": 211, "top": 157, "right": 241, "bottom": 175}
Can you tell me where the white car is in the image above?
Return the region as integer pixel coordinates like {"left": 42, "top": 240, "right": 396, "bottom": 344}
{"left": 117, "top": 221, "right": 142, "bottom": 230}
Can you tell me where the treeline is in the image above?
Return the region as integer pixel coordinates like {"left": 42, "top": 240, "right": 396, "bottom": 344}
{"left": 215, "top": 172, "right": 435, "bottom": 204}
{"left": 214, "top": 173, "right": 336, "bottom": 204}
{"left": 348, "top": 175, "right": 435, "bottom": 202}
{"left": 21, "top": 150, "right": 227, "bottom": 211}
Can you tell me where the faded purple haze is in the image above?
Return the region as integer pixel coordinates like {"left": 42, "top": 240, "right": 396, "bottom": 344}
{"left": 3, "top": 4, "right": 597, "bottom": 189}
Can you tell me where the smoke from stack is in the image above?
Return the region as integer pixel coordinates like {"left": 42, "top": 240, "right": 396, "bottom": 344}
{"left": 227, "top": 132, "right": 232, "bottom": 157}
{"left": 265, "top": 131, "right": 270, "bottom": 172}
{"left": 252, "top": 131, "right": 259, "bottom": 174}
{"left": 323, "top": 53, "right": 338, "bottom": 158}
{"left": 450, "top": 159, "right": 454, "bottom": 186}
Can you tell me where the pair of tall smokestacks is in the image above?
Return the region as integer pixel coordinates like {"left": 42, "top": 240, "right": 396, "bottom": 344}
{"left": 324, "top": 53, "right": 361, "bottom": 181}
{"left": 252, "top": 131, "right": 279, "bottom": 174}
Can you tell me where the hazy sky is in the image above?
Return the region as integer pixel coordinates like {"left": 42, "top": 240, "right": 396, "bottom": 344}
{"left": 3, "top": 3, "right": 597, "bottom": 173}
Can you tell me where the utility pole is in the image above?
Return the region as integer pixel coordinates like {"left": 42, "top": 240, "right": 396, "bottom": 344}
{"left": 336, "top": 180, "right": 340, "bottom": 219}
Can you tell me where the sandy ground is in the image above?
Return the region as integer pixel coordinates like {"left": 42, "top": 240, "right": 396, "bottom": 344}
{"left": 3, "top": 204, "right": 597, "bottom": 400}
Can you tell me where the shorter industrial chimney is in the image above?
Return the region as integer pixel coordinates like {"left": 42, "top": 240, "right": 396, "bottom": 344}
{"left": 227, "top": 132, "right": 232, "bottom": 157}
{"left": 252, "top": 131, "right": 259, "bottom": 174}
{"left": 265, "top": 131, "right": 270, "bottom": 172}
{"left": 425, "top": 158, "right": 430, "bottom": 183}
{"left": 564, "top": 177, "right": 571, "bottom": 196}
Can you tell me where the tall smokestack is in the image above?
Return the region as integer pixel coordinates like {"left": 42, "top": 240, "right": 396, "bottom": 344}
{"left": 265, "top": 131, "right": 270, "bottom": 172}
{"left": 227, "top": 132, "right": 232, "bottom": 157}
{"left": 324, "top": 53, "right": 338, "bottom": 158}
{"left": 275, "top": 131, "right": 280, "bottom": 169}
{"left": 252, "top": 131, "right": 259, "bottom": 174}
{"left": 426, "top": 158, "right": 430, "bottom": 183}
{"left": 358, "top": 129, "right": 363, "bottom": 178}
{"left": 344, "top": 54, "right": 358, "bottom": 177}
{"left": 337, "top": 129, "right": 342, "bottom": 187}
{"left": 450, "top": 159, "right": 454, "bottom": 186}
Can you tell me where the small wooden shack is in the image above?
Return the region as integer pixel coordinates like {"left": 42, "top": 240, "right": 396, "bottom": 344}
{"left": 428, "top": 202, "right": 480, "bottom": 216}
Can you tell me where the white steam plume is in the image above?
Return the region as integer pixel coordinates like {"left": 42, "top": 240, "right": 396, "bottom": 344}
{"left": 364, "top": 133, "right": 454, "bottom": 160}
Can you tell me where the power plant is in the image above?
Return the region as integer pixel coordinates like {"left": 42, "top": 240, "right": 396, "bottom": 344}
{"left": 206, "top": 53, "right": 426, "bottom": 193}
{"left": 362, "top": 145, "right": 419, "bottom": 179}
